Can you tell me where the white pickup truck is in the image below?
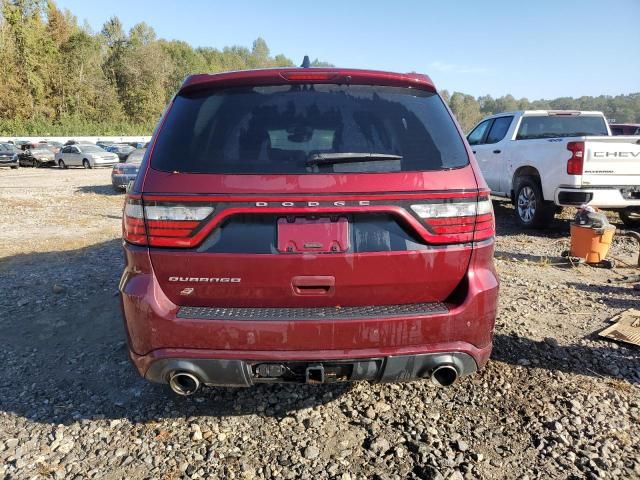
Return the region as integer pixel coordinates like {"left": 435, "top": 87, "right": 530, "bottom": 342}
{"left": 467, "top": 110, "right": 640, "bottom": 228}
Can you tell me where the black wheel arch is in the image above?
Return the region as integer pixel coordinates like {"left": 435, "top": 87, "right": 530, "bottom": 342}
{"left": 512, "top": 166, "right": 542, "bottom": 202}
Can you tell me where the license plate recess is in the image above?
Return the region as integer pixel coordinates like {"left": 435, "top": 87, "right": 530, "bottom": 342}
{"left": 277, "top": 217, "right": 349, "bottom": 253}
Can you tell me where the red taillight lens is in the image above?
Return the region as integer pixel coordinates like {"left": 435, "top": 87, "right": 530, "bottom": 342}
{"left": 410, "top": 196, "right": 495, "bottom": 243}
{"left": 123, "top": 197, "right": 147, "bottom": 245}
{"left": 281, "top": 72, "right": 336, "bottom": 81}
{"left": 122, "top": 198, "right": 214, "bottom": 247}
{"left": 567, "top": 141, "right": 584, "bottom": 175}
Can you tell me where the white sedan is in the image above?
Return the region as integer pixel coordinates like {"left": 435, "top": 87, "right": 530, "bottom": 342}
{"left": 55, "top": 144, "right": 119, "bottom": 169}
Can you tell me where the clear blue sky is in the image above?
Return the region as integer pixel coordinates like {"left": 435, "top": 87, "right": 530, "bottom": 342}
{"left": 56, "top": 0, "right": 639, "bottom": 100}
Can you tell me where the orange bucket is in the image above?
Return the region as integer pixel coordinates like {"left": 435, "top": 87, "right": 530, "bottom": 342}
{"left": 570, "top": 223, "right": 615, "bottom": 263}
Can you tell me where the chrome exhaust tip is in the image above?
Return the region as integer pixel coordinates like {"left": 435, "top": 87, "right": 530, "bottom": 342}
{"left": 431, "top": 365, "right": 459, "bottom": 387}
{"left": 168, "top": 371, "right": 201, "bottom": 396}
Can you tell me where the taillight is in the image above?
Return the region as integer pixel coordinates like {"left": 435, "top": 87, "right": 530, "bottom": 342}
{"left": 123, "top": 197, "right": 147, "bottom": 245}
{"left": 567, "top": 141, "right": 584, "bottom": 175}
{"left": 410, "top": 196, "right": 494, "bottom": 243}
{"left": 281, "top": 72, "right": 336, "bottom": 81}
{"left": 122, "top": 198, "right": 214, "bottom": 247}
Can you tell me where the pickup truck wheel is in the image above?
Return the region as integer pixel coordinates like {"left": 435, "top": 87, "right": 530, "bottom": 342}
{"left": 514, "top": 177, "right": 555, "bottom": 228}
{"left": 619, "top": 208, "right": 640, "bottom": 228}
{"left": 58, "top": 159, "right": 67, "bottom": 169}
{"left": 82, "top": 159, "right": 92, "bottom": 169}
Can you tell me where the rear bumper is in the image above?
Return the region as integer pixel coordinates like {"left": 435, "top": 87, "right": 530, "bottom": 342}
{"left": 112, "top": 174, "right": 137, "bottom": 187}
{"left": 135, "top": 349, "right": 484, "bottom": 386}
{"left": 93, "top": 159, "right": 118, "bottom": 167}
{"left": 120, "top": 240, "right": 498, "bottom": 385}
{"left": 555, "top": 186, "right": 640, "bottom": 208}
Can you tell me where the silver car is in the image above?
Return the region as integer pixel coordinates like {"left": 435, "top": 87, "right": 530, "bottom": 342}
{"left": 111, "top": 148, "right": 146, "bottom": 191}
{"left": 55, "top": 144, "right": 119, "bottom": 169}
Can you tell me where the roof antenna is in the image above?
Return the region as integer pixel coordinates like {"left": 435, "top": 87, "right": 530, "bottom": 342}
{"left": 301, "top": 55, "right": 311, "bottom": 68}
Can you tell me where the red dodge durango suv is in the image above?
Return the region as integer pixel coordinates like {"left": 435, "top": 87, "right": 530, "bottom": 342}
{"left": 119, "top": 65, "right": 499, "bottom": 395}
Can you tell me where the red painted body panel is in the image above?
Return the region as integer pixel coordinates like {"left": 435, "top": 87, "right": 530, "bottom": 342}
{"left": 179, "top": 68, "right": 435, "bottom": 94}
{"left": 148, "top": 247, "right": 471, "bottom": 308}
{"left": 140, "top": 167, "right": 479, "bottom": 195}
{"left": 120, "top": 241, "right": 497, "bottom": 365}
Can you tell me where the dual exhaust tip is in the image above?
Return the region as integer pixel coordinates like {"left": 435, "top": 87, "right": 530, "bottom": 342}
{"left": 167, "top": 364, "right": 458, "bottom": 395}
{"left": 169, "top": 371, "right": 201, "bottom": 396}
{"left": 430, "top": 365, "right": 459, "bottom": 387}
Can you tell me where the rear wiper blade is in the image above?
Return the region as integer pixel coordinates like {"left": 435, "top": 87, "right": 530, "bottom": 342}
{"left": 306, "top": 152, "right": 402, "bottom": 165}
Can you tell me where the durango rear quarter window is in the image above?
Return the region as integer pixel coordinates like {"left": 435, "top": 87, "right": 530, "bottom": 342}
{"left": 152, "top": 85, "right": 469, "bottom": 174}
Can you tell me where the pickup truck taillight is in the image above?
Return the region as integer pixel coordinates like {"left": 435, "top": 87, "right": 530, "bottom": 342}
{"left": 567, "top": 141, "right": 585, "bottom": 175}
{"left": 123, "top": 197, "right": 214, "bottom": 247}
{"left": 410, "top": 196, "right": 495, "bottom": 243}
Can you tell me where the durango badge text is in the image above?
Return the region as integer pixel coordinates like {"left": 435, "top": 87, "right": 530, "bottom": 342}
{"left": 168, "top": 277, "right": 241, "bottom": 283}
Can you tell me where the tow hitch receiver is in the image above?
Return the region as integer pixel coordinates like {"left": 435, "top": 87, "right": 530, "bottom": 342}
{"left": 305, "top": 364, "right": 325, "bottom": 384}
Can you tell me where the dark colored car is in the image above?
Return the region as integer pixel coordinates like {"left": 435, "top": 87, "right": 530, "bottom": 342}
{"left": 610, "top": 123, "right": 640, "bottom": 136}
{"left": 106, "top": 143, "right": 135, "bottom": 161}
{"left": 19, "top": 145, "right": 56, "bottom": 167}
{"left": 112, "top": 148, "right": 146, "bottom": 191}
{"left": 119, "top": 66, "right": 499, "bottom": 395}
{"left": 0, "top": 143, "right": 20, "bottom": 169}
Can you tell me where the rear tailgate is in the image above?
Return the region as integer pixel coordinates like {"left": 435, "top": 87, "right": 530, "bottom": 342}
{"left": 582, "top": 136, "right": 640, "bottom": 186}
{"left": 141, "top": 169, "right": 483, "bottom": 308}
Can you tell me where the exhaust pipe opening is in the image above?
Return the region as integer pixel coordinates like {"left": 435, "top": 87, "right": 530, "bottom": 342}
{"left": 431, "top": 365, "right": 458, "bottom": 387}
{"left": 169, "top": 371, "right": 200, "bottom": 396}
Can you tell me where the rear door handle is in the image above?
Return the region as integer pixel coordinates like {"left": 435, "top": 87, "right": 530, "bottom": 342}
{"left": 292, "top": 276, "right": 335, "bottom": 296}
{"left": 472, "top": 150, "right": 476, "bottom": 154}
{"left": 493, "top": 149, "right": 501, "bottom": 154}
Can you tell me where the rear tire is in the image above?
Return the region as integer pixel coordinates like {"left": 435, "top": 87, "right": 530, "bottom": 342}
{"left": 10, "top": 165, "right": 19, "bottom": 169}
{"left": 619, "top": 208, "right": 640, "bottom": 228}
{"left": 82, "top": 159, "right": 92, "bottom": 169}
{"left": 58, "top": 159, "right": 67, "bottom": 169}
{"left": 514, "top": 176, "right": 555, "bottom": 229}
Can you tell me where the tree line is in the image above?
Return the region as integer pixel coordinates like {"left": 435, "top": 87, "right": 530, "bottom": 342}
{"left": 441, "top": 90, "right": 640, "bottom": 132}
{"left": 1, "top": 0, "right": 638, "bottom": 136}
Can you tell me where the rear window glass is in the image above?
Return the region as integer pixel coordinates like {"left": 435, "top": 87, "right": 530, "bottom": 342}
{"left": 126, "top": 149, "right": 146, "bottom": 164}
{"left": 151, "top": 84, "right": 468, "bottom": 174}
{"left": 516, "top": 115, "right": 608, "bottom": 140}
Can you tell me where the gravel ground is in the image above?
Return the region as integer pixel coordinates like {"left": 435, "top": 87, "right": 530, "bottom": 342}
{"left": 0, "top": 168, "right": 639, "bottom": 480}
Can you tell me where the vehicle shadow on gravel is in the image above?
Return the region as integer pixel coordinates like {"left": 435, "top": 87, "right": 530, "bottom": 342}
{"left": 0, "top": 239, "right": 351, "bottom": 426}
{"left": 492, "top": 333, "right": 640, "bottom": 385}
{"left": 76, "top": 184, "right": 124, "bottom": 196}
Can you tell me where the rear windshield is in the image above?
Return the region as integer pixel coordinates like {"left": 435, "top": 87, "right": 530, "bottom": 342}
{"left": 151, "top": 84, "right": 468, "bottom": 174}
{"left": 516, "top": 115, "right": 608, "bottom": 140}
{"left": 0, "top": 144, "right": 17, "bottom": 153}
{"left": 126, "top": 149, "right": 146, "bottom": 164}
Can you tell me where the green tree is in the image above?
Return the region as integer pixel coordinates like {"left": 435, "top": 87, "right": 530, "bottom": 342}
{"left": 449, "top": 92, "right": 483, "bottom": 131}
